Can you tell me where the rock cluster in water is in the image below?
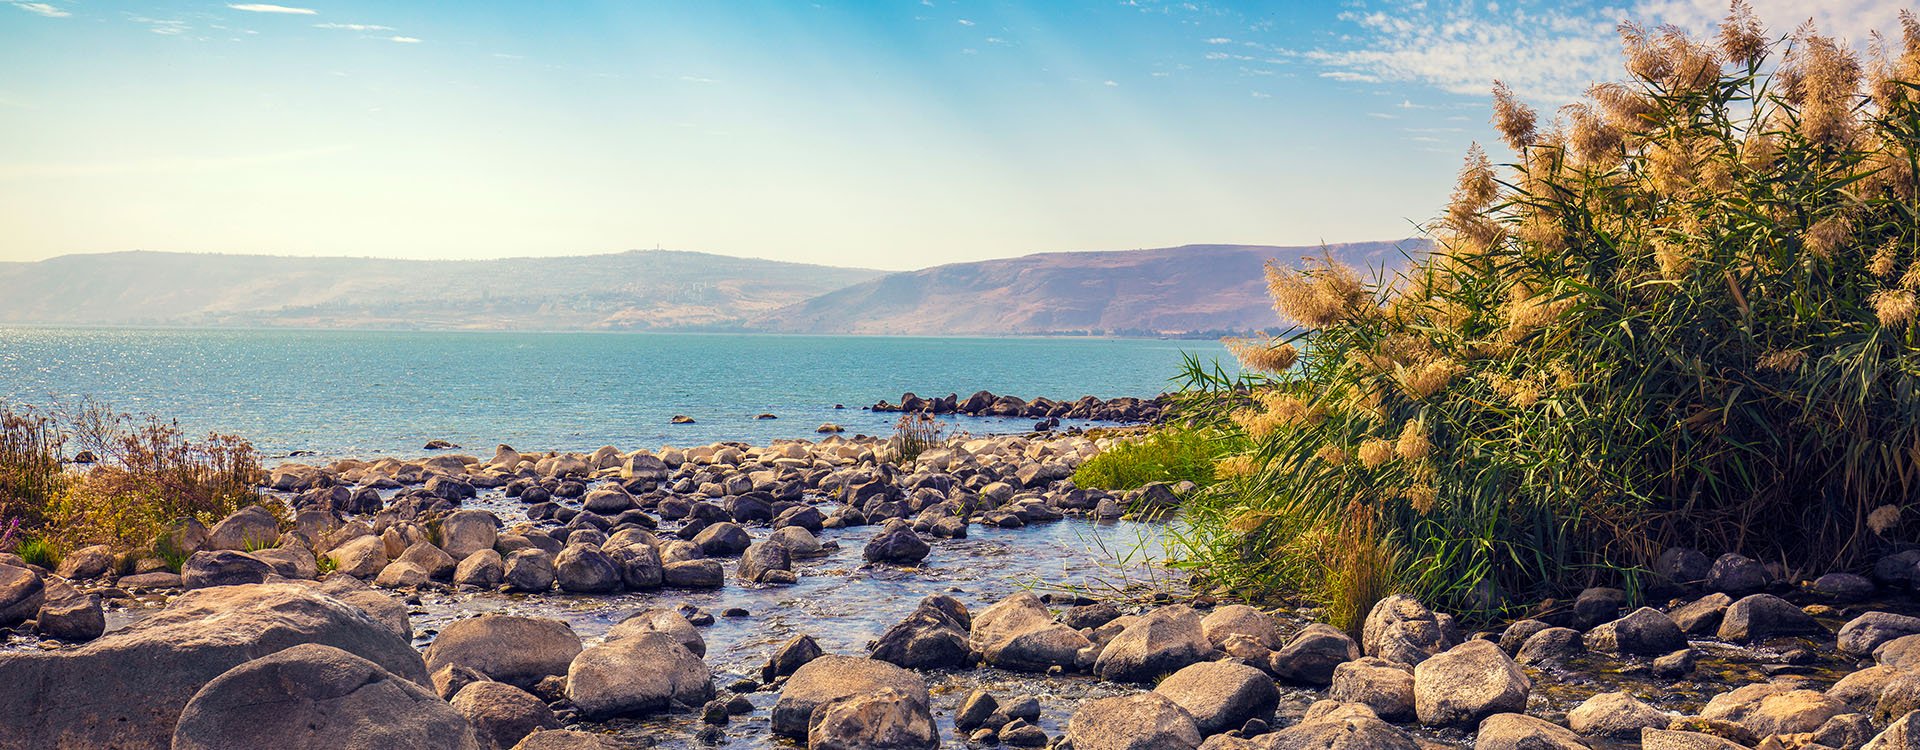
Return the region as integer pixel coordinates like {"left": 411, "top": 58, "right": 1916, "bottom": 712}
{"left": 8, "top": 433, "right": 1920, "bottom": 750}
{"left": 871, "top": 390, "right": 1166, "bottom": 425}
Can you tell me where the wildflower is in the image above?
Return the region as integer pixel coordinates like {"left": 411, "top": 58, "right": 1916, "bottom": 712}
{"left": 1402, "top": 484, "right": 1438, "bottom": 515}
{"left": 1873, "top": 289, "right": 1919, "bottom": 327}
{"left": 1720, "top": 0, "right": 1767, "bottom": 68}
{"left": 1491, "top": 81, "right": 1537, "bottom": 154}
{"left": 1226, "top": 336, "right": 1299, "bottom": 374}
{"left": 1394, "top": 419, "right": 1431, "bottom": 460}
{"left": 1869, "top": 504, "right": 1901, "bottom": 535}
{"left": 1315, "top": 444, "right": 1349, "bottom": 465}
{"left": 1802, "top": 216, "right": 1852, "bottom": 261}
{"left": 1357, "top": 438, "right": 1394, "bottom": 468}
{"left": 1393, "top": 358, "right": 1465, "bottom": 400}
{"left": 1871, "top": 240, "right": 1900, "bottom": 278}
{"left": 1757, "top": 349, "right": 1806, "bottom": 372}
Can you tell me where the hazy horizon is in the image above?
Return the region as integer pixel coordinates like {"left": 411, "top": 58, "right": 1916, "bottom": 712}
{"left": 2, "top": 0, "right": 1907, "bottom": 270}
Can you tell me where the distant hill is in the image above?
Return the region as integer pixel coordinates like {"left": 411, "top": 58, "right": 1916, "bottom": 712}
{"left": 749, "top": 240, "right": 1424, "bottom": 336}
{"left": 0, "top": 250, "right": 886, "bottom": 330}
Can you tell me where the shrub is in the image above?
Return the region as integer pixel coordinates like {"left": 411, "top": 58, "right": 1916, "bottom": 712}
{"left": 1178, "top": 4, "right": 1920, "bottom": 620}
{"left": 1072, "top": 428, "right": 1242, "bottom": 491}
{"left": 15, "top": 536, "right": 59, "bottom": 569}
{"left": 0, "top": 405, "right": 66, "bottom": 528}
{"left": 888, "top": 412, "right": 945, "bottom": 463}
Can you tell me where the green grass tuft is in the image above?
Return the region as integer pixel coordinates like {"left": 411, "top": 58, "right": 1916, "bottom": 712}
{"left": 1072, "top": 428, "right": 1241, "bottom": 491}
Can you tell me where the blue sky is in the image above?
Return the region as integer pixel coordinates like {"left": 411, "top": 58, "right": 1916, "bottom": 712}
{"left": 0, "top": 0, "right": 1906, "bottom": 269}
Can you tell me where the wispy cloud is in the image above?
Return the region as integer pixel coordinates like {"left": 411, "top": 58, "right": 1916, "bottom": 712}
{"left": 129, "top": 15, "right": 190, "bottom": 35}
{"left": 957, "top": 18, "right": 974, "bottom": 26}
{"left": 11, "top": 2, "right": 68, "bottom": 18}
{"left": 1103, "top": 79, "right": 1119, "bottom": 87}
{"left": 314, "top": 22, "right": 392, "bottom": 31}
{"left": 1205, "top": 37, "right": 1232, "bottom": 44}
{"left": 386, "top": 35, "right": 421, "bottom": 44}
{"left": 1319, "top": 70, "right": 1380, "bottom": 83}
{"left": 227, "top": 3, "right": 317, "bottom": 15}
{"left": 679, "top": 75, "right": 717, "bottom": 83}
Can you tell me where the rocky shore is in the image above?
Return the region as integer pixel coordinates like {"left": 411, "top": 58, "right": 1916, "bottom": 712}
{"left": 3, "top": 432, "right": 1920, "bottom": 750}
{"left": 870, "top": 391, "right": 1167, "bottom": 426}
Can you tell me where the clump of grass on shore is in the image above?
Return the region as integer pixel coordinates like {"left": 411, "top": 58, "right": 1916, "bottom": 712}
{"left": 1177, "top": 3, "right": 1920, "bottom": 622}
{"left": 888, "top": 412, "right": 945, "bottom": 463}
{"left": 1072, "top": 428, "right": 1242, "bottom": 491}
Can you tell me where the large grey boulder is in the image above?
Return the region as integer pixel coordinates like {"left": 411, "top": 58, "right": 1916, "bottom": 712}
{"left": 1257, "top": 700, "right": 1416, "bottom": 750}
{"left": 553, "top": 544, "right": 621, "bottom": 594}
{"left": 36, "top": 592, "right": 106, "bottom": 642}
{"left": 181, "top": 550, "right": 274, "bottom": 589}
{"left": 1566, "top": 692, "right": 1673, "bottom": 737}
{"left": 737, "top": 540, "right": 793, "bottom": 584}
{"left": 327, "top": 535, "right": 389, "bottom": 579}
{"left": 0, "top": 562, "right": 46, "bottom": 626}
{"left": 252, "top": 544, "right": 320, "bottom": 580}
{"left": 1705, "top": 553, "right": 1769, "bottom": 595}
{"left": 1868, "top": 710, "right": 1920, "bottom": 750}
{"left": 451, "top": 681, "right": 560, "bottom": 750}
{"left": 770, "top": 655, "right": 929, "bottom": 738}
{"left": 511, "top": 730, "right": 626, "bottom": 750}
{"left": 455, "top": 549, "right": 505, "bottom": 589}
{"left": 1064, "top": 692, "right": 1202, "bottom": 750}
{"left": 171, "top": 643, "right": 481, "bottom": 750}
{"left": 1412, "top": 640, "right": 1529, "bottom": 726}
{"left": 1700, "top": 680, "right": 1846, "bottom": 737}
{"left": 0, "top": 583, "right": 424, "bottom": 750}
{"left": 1473, "top": 713, "right": 1587, "bottom": 750}
{"left": 1269, "top": 623, "right": 1361, "bottom": 686}
{"left": 1716, "top": 594, "right": 1822, "bottom": 642}
{"left": 564, "top": 631, "right": 712, "bottom": 719}
{"left": 863, "top": 519, "right": 931, "bottom": 564}
{"left": 1362, "top": 594, "right": 1454, "bottom": 665}
{"left": 1640, "top": 728, "right": 1749, "bottom": 749}
{"left": 871, "top": 595, "right": 971, "bottom": 669}
{"left": 1584, "top": 608, "right": 1686, "bottom": 655}
{"left": 424, "top": 615, "right": 582, "bottom": 689}
{"left": 606, "top": 608, "right": 706, "bottom": 657}
{"left": 207, "top": 505, "right": 281, "bottom": 551}
{"left": 1840, "top": 612, "right": 1920, "bottom": 656}
{"left": 1094, "top": 604, "right": 1211, "bottom": 683}
{"left": 55, "top": 544, "right": 115, "bottom": 579}
{"left": 440, "top": 510, "right": 500, "bottom": 560}
{"left": 969, "top": 592, "right": 1093, "bottom": 672}
{"left": 805, "top": 687, "right": 939, "bottom": 750}
{"left": 1330, "top": 657, "right": 1415, "bottom": 721}
{"left": 662, "top": 558, "right": 725, "bottom": 588}
{"left": 1153, "top": 660, "right": 1278, "bottom": 735}
{"left": 1201, "top": 604, "right": 1282, "bottom": 650}
{"left": 502, "top": 549, "right": 555, "bottom": 592}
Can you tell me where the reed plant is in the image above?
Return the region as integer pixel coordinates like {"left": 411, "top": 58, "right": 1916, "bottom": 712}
{"left": 1177, "top": 3, "right": 1920, "bottom": 624}
{"left": 888, "top": 412, "right": 945, "bottom": 464}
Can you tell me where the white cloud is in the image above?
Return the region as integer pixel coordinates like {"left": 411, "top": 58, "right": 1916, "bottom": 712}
{"left": 314, "top": 22, "right": 392, "bottom": 31}
{"left": 1319, "top": 70, "right": 1381, "bottom": 83}
{"left": 11, "top": 2, "right": 68, "bottom": 18}
{"left": 129, "top": 16, "right": 190, "bottom": 35}
{"left": 679, "top": 75, "right": 717, "bottom": 83}
{"left": 1103, "top": 79, "right": 1119, "bottom": 86}
{"left": 227, "top": 3, "right": 317, "bottom": 14}
{"left": 1368, "top": 112, "right": 1397, "bottom": 119}
{"left": 387, "top": 35, "right": 421, "bottom": 43}
{"left": 1205, "top": 37, "right": 1232, "bottom": 44}
{"left": 1251, "top": 90, "right": 1271, "bottom": 98}
{"left": 957, "top": 18, "right": 974, "bottom": 26}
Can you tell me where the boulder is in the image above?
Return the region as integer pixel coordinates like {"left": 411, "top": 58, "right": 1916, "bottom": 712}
{"left": 252, "top": 544, "right": 320, "bottom": 580}
{"left": 181, "top": 550, "right": 274, "bottom": 589}
{"left": 1868, "top": 710, "right": 1920, "bottom": 750}
{"left": 1841, "top": 612, "right": 1920, "bottom": 656}
{"left": 1640, "top": 728, "right": 1749, "bottom": 749}
{"left": 1514, "top": 627, "right": 1583, "bottom": 666}
{"left": 770, "top": 655, "right": 929, "bottom": 738}
{"left": 374, "top": 560, "right": 430, "bottom": 588}
{"left": 1701, "top": 681, "right": 1846, "bottom": 737}
{"left": 1669, "top": 592, "right": 1732, "bottom": 635}
{"left": 55, "top": 544, "right": 115, "bottom": 579}
{"left": 455, "top": 549, "right": 505, "bottom": 589}
{"left": 737, "top": 540, "right": 793, "bottom": 584}
{"left": 425, "top": 615, "right": 582, "bottom": 689}
{"left": 1258, "top": 701, "right": 1417, "bottom": 750}
{"left": 1269, "top": 623, "right": 1360, "bottom": 686}
{"left": 1572, "top": 587, "right": 1627, "bottom": 628}
{"left": 871, "top": 596, "right": 971, "bottom": 670}
{"left": 692, "top": 522, "right": 751, "bottom": 557}
{"left": 36, "top": 593, "right": 106, "bottom": 642}
{"left": 1474, "top": 713, "right": 1588, "bottom": 750}
{"left": 1094, "top": 604, "right": 1212, "bottom": 683}
{"left": 607, "top": 543, "right": 664, "bottom": 589}
{"left": 1412, "top": 640, "right": 1529, "bottom": 726}
{"left": 1566, "top": 692, "right": 1673, "bottom": 737}
{"left": 170, "top": 643, "right": 480, "bottom": 750}
{"left": 864, "top": 520, "right": 931, "bottom": 564}
{"left": 502, "top": 549, "right": 556, "bottom": 593}
{"left": 553, "top": 545, "right": 622, "bottom": 594}
{"left": 0, "top": 562, "right": 47, "bottom": 626}
{"left": 327, "top": 535, "right": 390, "bottom": 579}
{"left": 0, "top": 583, "right": 425, "bottom": 750}
{"left": 763, "top": 633, "right": 825, "bottom": 681}
{"left": 1330, "top": 657, "right": 1416, "bottom": 722}
{"left": 662, "top": 559, "right": 725, "bottom": 588}
{"left": 397, "top": 542, "right": 457, "bottom": 580}
{"left": 432, "top": 664, "right": 489, "bottom": 701}
{"left": 969, "top": 592, "right": 1093, "bottom": 672}
{"left": 1705, "top": 553, "right": 1769, "bottom": 595}
{"left": 1362, "top": 594, "right": 1453, "bottom": 665}
{"left": 511, "top": 730, "right": 624, "bottom": 750}
{"left": 805, "top": 687, "right": 938, "bottom": 750}
{"left": 606, "top": 608, "right": 706, "bottom": 657}
{"left": 1064, "top": 693, "right": 1203, "bottom": 750}
{"left": 1656, "top": 547, "right": 1713, "bottom": 584}
{"left": 564, "top": 631, "right": 712, "bottom": 719}
{"left": 1716, "top": 594, "right": 1822, "bottom": 642}
{"left": 1153, "top": 660, "right": 1278, "bottom": 735}
{"left": 1584, "top": 608, "right": 1686, "bottom": 655}
{"left": 1497, "top": 619, "right": 1550, "bottom": 655}
{"left": 441, "top": 510, "right": 499, "bottom": 561}
{"left": 1811, "top": 572, "right": 1875, "bottom": 602}
{"left": 207, "top": 506, "right": 281, "bottom": 551}
{"left": 1201, "top": 604, "right": 1282, "bottom": 650}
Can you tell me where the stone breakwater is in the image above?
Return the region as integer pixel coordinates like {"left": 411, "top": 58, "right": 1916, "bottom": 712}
{"left": 6, "top": 433, "right": 1920, "bottom": 749}
{"left": 870, "top": 390, "right": 1167, "bottom": 425}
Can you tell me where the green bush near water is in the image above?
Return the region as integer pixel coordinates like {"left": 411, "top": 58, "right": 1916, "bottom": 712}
{"left": 1171, "top": 6, "right": 1920, "bottom": 629}
{"left": 1070, "top": 428, "right": 1241, "bottom": 491}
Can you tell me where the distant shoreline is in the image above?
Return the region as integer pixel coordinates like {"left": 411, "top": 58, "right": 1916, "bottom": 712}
{"left": 0, "top": 322, "right": 1257, "bottom": 341}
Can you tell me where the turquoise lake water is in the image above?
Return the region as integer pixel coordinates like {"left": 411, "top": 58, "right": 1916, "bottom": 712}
{"left": 0, "top": 328, "right": 1228, "bottom": 460}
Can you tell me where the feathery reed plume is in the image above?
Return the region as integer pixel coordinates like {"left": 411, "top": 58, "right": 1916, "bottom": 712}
{"left": 1621, "top": 23, "right": 1673, "bottom": 84}
{"left": 1660, "top": 25, "right": 1724, "bottom": 93}
{"left": 1589, "top": 82, "right": 1656, "bottom": 135}
{"left": 1225, "top": 335, "right": 1299, "bottom": 374}
{"left": 1265, "top": 255, "right": 1370, "bottom": 330}
{"left": 1484, "top": 372, "right": 1543, "bottom": 407}
{"left": 1357, "top": 437, "right": 1394, "bottom": 469}
{"left": 1786, "top": 27, "right": 1863, "bottom": 147}
{"left": 1871, "top": 240, "right": 1901, "bottom": 278}
{"left": 1394, "top": 419, "right": 1432, "bottom": 460}
{"left": 1870, "top": 505, "right": 1901, "bottom": 535}
{"left": 1402, "top": 484, "right": 1438, "bottom": 515}
{"left": 1720, "top": 0, "right": 1767, "bottom": 68}
{"left": 1873, "top": 289, "right": 1918, "bottom": 326}
{"left": 1215, "top": 454, "right": 1258, "bottom": 480}
{"left": 1393, "top": 358, "right": 1465, "bottom": 400}
{"left": 1756, "top": 349, "right": 1806, "bottom": 372}
{"left": 1802, "top": 215, "right": 1852, "bottom": 261}
{"left": 1491, "top": 81, "right": 1537, "bottom": 153}
{"left": 1564, "top": 103, "right": 1623, "bottom": 167}
{"left": 1315, "top": 444, "right": 1349, "bottom": 465}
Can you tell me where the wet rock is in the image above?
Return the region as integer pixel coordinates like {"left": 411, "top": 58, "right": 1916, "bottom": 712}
{"left": 1568, "top": 692, "right": 1674, "bottom": 737}
{"left": 1653, "top": 649, "right": 1697, "bottom": 679}
{"left": 1064, "top": 601, "right": 1123, "bottom": 630}
{"left": 455, "top": 549, "right": 505, "bottom": 589}
{"left": 1640, "top": 728, "right": 1748, "bottom": 749}
{"left": 1657, "top": 547, "right": 1713, "bottom": 585}
{"left": 503, "top": 549, "right": 556, "bottom": 593}
{"left": 1201, "top": 604, "right": 1282, "bottom": 650}
{"left": 769, "top": 526, "right": 827, "bottom": 557}
{"left": 970, "top": 591, "right": 1094, "bottom": 672}
{"left": 863, "top": 519, "right": 930, "bottom": 564}
{"left": 1065, "top": 692, "right": 1202, "bottom": 750}
{"left": 565, "top": 631, "right": 713, "bottom": 719}
{"left": 1363, "top": 594, "right": 1454, "bottom": 665}
{"left": 425, "top": 615, "right": 582, "bottom": 689}
{"left": 35, "top": 593, "right": 105, "bottom": 642}
{"left": 1585, "top": 607, "right": 1686, "bottom": 655}
{"left": 663, "top": 559, "right": 725, "bottom": 588}
{"left": 1572, "top": 587, "right": 1628, "bottom": 628}
{"left": 871, "top": 595, "right": 971, "bottom": 670}
{"left": 1263, "top": 701, "right": 1417, "bottom": 750}
{"left": 208, "top": 506, "right": 282, "bottom": 551}
{"left": 510, "top": 729, "right": 624, "bottom": 749}
{"left": 1269, "top": 623, "right": 1360, "bottom": 686}
{"left": 692, "top": 522, "right": 751, "bottom": 557}
{"left": 1515, "top": 627, "right": 1582, "bottom": 666}
{"left": 395, "top": 541, "right": 455, "bottom": 580}
{"left": 770, "top": 655, "right": 929, "bottom": 739}
{"left": 1474, "top": 713, "right": 1588, "bottom": 750}
{"left": 805, "top": 687, "right": 938, "bottom": 750}
{"left": 553, "top": 544, "right": 622, "bottom": 594}
{"left": 1828, "top": 666, "right": 1897, "bottom": 713}
{"left": 0, "top": 583, "right": 426, "bottom": 749}
{"left": 1717, "top": 593, "right": 1822, "bottom": 642}
{"left": 170, "top": 643, "right": 480, "bottom": 750}
{"left": 1702, "top": 681, "right": 1846, "bottom": 737}
{"left": 1669, "top": 592, "right": 1732, "bottom": 635}
{"left": 738, "top": 540, "right": 793, "bottom": 584}
{"left": 1879, "top": 635, "right": 1920, "bottom": 670}
{"left": 1840, "top": 612, "right": 1920, "bottom": 656}
{"left": 956, "top": 691, "right": 1000, "bottom": 731}
{"left": 1154, "top": 660, "right": 1279, "bottom": 735}
{"left": 374, "top": 560, "right": 430, "bottom": 588}
{"left": 440, "top": 510, "right": 499, "bottom": 561}
{"left": 1877, "top": 672, "right": 1920, "bottom": 720}
{"left": 452, "top": 681, "right": 561, "bottom": 750}
{"left": 182, "top": 550, "right": 275, "bottom": 589}
{"left": 1330, "top": 657, "right": 1416, "bottom": 722}
{"left": 762, "top": 633, "right": 824, "bottom": 681}
{"left": 1413, "top": 640, "right": 1529, "bottom": 727}
{"left": 1706, "top": 553, "right": 1770, "bottom": 595}
{"left": 1094, "top": 604, "right": 1212, "bottom": 683}
{"left": 55, "top": 544, "right": 115, "bottom": 580}
{"left": 0, "top": 563, "right": 47, "bottom": 626}
{"left": 1811, "top": 572, "right": 1875, "bottom": 602}
{"left": 1497, "top": 619, "right": 1550, "bottom": 655}
{"left": 608, "top": 608, "right": 706, "bottom": 657}
{"left": 1813, "top": 713, "right": 1875, "bottom": 749}
{"left": 999, "top": 719, "right": 1047, "bottom": 747}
